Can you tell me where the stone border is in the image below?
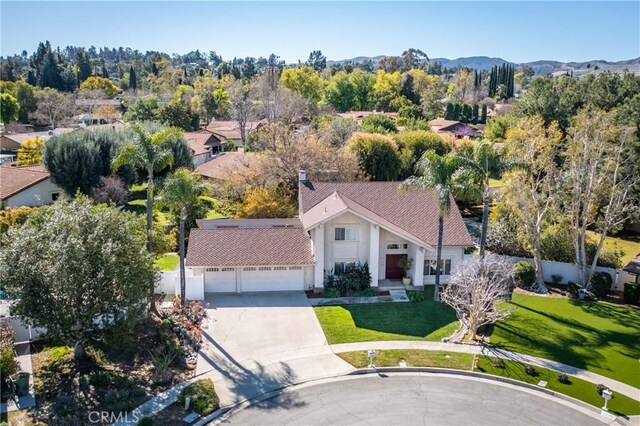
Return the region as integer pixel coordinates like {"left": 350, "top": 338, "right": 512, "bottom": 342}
{"left": 201, "top": 368, "right": 628, "bottom": 426}
{"left": 308, "top": 295, "right": 396, "bottom": 306}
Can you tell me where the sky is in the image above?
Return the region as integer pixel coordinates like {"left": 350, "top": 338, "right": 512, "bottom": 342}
{"left": 1, "top": 1, "right": 639, "bottom": 63}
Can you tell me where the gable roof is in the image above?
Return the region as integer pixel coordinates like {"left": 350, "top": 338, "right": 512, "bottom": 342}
{"left": 195, "top": 152, "right": 256, "bottom": 180}
{"left": 299, "top": 181, "right": 473, "bottom": 247}
{"left": 186, "top": 219, "right": 314, "bottom": 267}
{"left": 205, "top": 120, "right": 265, "bottom": 140}
{"left": 0, "top": 164, "right": 52, "bottom": 200}
{"left": 1, "top": 132, "right": 52, "bottom": 145}
{"left": 184, "top": 131, "right": 220, "bottom": 156}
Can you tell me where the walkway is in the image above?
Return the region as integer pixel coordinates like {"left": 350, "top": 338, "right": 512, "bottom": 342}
{"left": 331, "top": 341, "right": 640, "bottom": 402}
{"left": 0, "top": 343, "right": 36, "bottom": 413}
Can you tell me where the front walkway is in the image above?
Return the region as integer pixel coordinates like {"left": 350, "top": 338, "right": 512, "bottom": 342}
{"left": 331, "top": 341, "right": 640, "bottom": 402}
{"left": 0, "top": 343, "right": 36, "bottom": 413}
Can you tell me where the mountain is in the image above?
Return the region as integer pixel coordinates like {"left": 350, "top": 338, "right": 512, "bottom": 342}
{"left": 326, "top": 55, "right": 640, "bottom": 75}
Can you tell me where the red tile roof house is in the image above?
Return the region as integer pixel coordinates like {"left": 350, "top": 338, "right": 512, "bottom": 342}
{"left": 0, "top": 163, "right": 64, "bottom": 208}
{"left": 183, "top": 171, "right": 473, "bottom": 295}
{"left": 183, "top": 130, "right": 223, "bottom": 167}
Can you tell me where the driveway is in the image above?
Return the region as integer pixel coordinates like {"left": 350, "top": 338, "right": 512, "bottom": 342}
{"left": 197, "top": 292, "right": 354, "bottom": 406}
{"left": 222, "top": 374, "right": 605, "bottom": 425}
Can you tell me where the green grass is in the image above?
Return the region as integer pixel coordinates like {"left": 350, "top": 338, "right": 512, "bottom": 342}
{"left": 586, "top": 230, "right": 640, "bottom": 267}
{"left": 155, "top": 253, "right": 179, "bottom": 271}
{"left": 338, "top": 350, "right": 474, "bottom": 370}
{"left": 477, "top": 357, "right": 640, "bottom": 415}
{"left": 490, "top": 294, "right": 640, "bottom": 388}
{"left": 489, "top": 178, "right": 504, "bottom": 188}
{"left": 314, "top": 287, "right": 458, "bottom": 344}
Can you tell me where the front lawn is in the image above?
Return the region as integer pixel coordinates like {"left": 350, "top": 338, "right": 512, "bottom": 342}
{"left": 476, "top": 357, "right": 640, "bottom": 415}
{"left": 586, "top": 230, "right": 640, "bottom": 266}
{"left": 338, "top": 350, "right": 473, "bottom": 370}
{"left": 155, "top": 253, "right": 179, "bottom": 271}
{"left": 314, "top": 287, "right": 458, "bottom": 344}
{"left": 489, "top": 294, "right": 640, "bottom": 388}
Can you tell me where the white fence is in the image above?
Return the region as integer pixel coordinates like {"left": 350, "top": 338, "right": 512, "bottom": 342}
{"left": 463, "top": 254, "right": 633, "bottom": 291}
{"left": 158, "top": 269, "right": 204, "bottom": 300}
{"left": 1, "top": 317, "right": 47, "bottom": 344}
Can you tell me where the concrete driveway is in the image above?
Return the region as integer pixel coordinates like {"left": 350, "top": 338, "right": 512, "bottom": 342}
{"left": 197, "top": 292, "right": 354, "bottom": 406}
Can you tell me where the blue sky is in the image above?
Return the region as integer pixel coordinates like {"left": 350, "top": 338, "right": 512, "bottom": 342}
{"left": 1, "top": 1, "right": 639, "bottom": 63}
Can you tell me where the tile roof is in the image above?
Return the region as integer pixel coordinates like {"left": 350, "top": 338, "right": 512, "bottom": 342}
{"left": 0, "top": 164, "right": 51, "bottom": 200}
{"left": 194, "top": 152, "right": 256, "bottom": 180}
{"left": 184, "top": 131, "right": 219, "bottom": 156}
{"left": 186, "top": 222, "right": 314, "bottom": 267}
{"left": 2, "top": 132, "right": 52, "bottom": 145}
{"left": 205, "top": 120, "right": 265, "bottom": 140}
{"left": 300, "top": 181, "right": 473, "bottom": 247}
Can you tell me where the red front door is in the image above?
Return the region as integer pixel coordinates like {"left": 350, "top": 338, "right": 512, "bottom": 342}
{"left": 385, "top": 254, "right": 406, "bottom": 279}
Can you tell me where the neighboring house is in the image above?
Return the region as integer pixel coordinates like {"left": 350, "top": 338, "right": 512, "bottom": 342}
{"left": 0, "top": 132, "right": 52, "bottom": 154}
{"left": 184, "top": 130, "right": 223, "bottom": 167}
{"left": 194, "top": 151, "right": 257, "bottom": 182}
{"left": 335, "top": 111, "right": 398, "bottom": 122}
{"left": 205, "top": 120, "right": 265, "bottom": 149}
{"left": 0, "top": 163, "right": 63, "bottom": 208}
{"left": 429, "top": 119, "right": 480, "bottom": 138}
{"left": 623, "top": 254, "right": 640, "bottom": 284}
{"left": 185, "top": 172, "right": 473, "bottom": 293}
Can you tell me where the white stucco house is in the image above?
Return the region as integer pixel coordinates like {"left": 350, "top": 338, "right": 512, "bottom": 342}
{"left": 0, "top": 163, "right": 64, "bottom": 208}
{"left": 183, "top": 171, "right": 473, "bottom": 295}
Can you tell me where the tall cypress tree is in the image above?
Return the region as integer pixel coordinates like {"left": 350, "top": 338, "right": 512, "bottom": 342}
{"left": 480, "top": 104, "right": 487, "bottom": 124}
{"left": 129, "top": 66, "right": 137, "bottom": 92}
{"left": 472, "top": 104, "right": 479, "bottom": 124}
{"left": 444, "top": 103, "right": 455, "bottom": 120}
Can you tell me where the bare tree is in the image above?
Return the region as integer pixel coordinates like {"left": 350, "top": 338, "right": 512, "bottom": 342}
{"left": 441, "top": 255, "right": 514, "bottom": 342}
{"left": 31, "top": 88, "right": 77, "bottom": 129}
{"left": 563, "top": 109, "right": 640, "bottom": 287}
{"left": 503, "top": 116, "right": 562, "bottom": 293}
{"left": 227, "top": 79, "right": 257, "bottom": 143}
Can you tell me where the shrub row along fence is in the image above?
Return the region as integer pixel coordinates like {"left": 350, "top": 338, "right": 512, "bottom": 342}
{"left": 463, "top": 254, "right": 633, "bottom": 291}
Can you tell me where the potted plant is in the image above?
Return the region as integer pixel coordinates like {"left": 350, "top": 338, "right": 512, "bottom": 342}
{"left": 398, "top": 256, "right": 414, "bottom": 285}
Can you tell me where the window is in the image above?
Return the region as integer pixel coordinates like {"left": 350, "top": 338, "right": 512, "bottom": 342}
{"left": 335, "top": 227, "right": 357, "bottom": 241}
{"left": 334, "top": 261, "right": 356, "bottom": 275}
{"left": 221, "top": 267, "right": 235, "bottom": 272}
{"left": 387, "top": 243, "right": 408, "bottom": 250}
{"left": 243, "top": 267, "right": 256, "bottom": 271}
{"left": 206, "top": 268, "right": 219, "bottom": 272}
{"left": 289, "top": 266, "right": 302, "bottom": 270}
{"left": 274, "top": 266, "right": 287, "bottom": 271}
{"left": 258, "top": 266, "right": 272, "bottom": 271}
{"left": 424, "top": 259, "right": 452, "bottom": 276}
{"left": 51, "top": 192, "right": 60, "bottom": 201}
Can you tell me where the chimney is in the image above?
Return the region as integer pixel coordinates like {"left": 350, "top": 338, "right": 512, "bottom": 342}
{"left": 298, "top": 170, "right": 307, "bottom": 182}
{"left": 297, "top": 170, "right": 307, "bottom": 218}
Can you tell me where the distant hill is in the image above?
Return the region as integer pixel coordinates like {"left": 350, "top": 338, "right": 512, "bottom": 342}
{"left": 327, "top": 55, "right": 640, "bottom": 75}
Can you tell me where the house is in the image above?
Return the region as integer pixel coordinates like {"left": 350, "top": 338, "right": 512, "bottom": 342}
{"left": 622, "top": 254, "right": 640, "bottom": 284}
{"left": 0, "top": 132, "right": 52, "bottom": 154}
{"left": 0, "top": 163, "right": 63, "bottom": 208}
{"left": 205, "top": 120, "right": 265, "bottom": 149}
{"left": 184, "top": 172, "right": 473, "bottom": 294}
{"left": 429, "top": 119, "right": 480, "bottom": 138}
{"left": 184, "top": 130, "right": 223, "bottom": 167}
{"left": 335, "top": 111, "right": 398, "bottom": 122}
{"left": 194, "top": 151, "right": 258, "bottom": 182}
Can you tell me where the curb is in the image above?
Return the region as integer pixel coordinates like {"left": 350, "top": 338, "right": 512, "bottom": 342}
{"left": 201, "top": 367, "right": 625, "bottom": 425}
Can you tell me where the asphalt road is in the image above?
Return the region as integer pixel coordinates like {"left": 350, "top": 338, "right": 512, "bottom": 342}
{"left": 221, "top": 374, "right": 603, "bottom": 425}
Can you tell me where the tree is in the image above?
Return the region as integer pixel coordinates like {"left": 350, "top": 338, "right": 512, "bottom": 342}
{"left": 90, "top": 175, "right": 130, "bottom": 206}
{"left": 80, "top": 76, "right": 118, "bottom": 98}
{"left": 75, "top": 48, "right": 92, "bottom": 83}
{"left": 457, "top": 141, "right": 512, "bottom": 258}
{"left": 158, "top": 100, "right": 196, "bottom": 131}
{"left": 0, "top": 93, "right": 19, "bottom": 123}
{"left": 160, "top": 169, "right": 208, "bottom": 306}
{"left": 323, "top": 71, "right": 357, "bottom": 112}
{"left": 1, "top": 80, "right": 37, "bottom": 123}
{"left": 95, "top": 104, "right": 120, "bottom": 122}
{"left": 123, "top": 96, "right": 159, "bottom": 122}
{"left": 401, "top": 150, "right": 460, "bottom": 302}
{"left": 238, "top": 186, "right": 297, "bottom": 219}
{"left": 503, "top": 116, "right": 562, "bottom": 293}
{"left": 563, "top": 109, "right": 640, "bottom": 288}
{"left": 31, "top": 88, "right": 76, "bottom": 128}
{"left": 16, "top": 135, "right": 45, "bottom": 165}
{"left": 129, "top": 66, "right": 137, "bottom": 92}
{"left": 280, "top": 66, "right": 324, "bottom": 106}
{"left": 0, "top": 197, "right": 155, "bottom": 360}
{"left": 394, "top": 130, "right": 450, "bottom": 178}
{"left": 361, "top": 114, "right": 398, "bottom": 134}
{"left": 441, "top": 255, "right": 514, "bottom": 341}
{"left": 372, "top": 70, "right": 402, "bottom": 111}
{"left": 227, "top": 79, "right": 257, "bottom": 143}
{"left": 347, "top": 132, "right": 401, "bottom": 181}
{"left": 306, "top": 50, "right": 326, "bottom": 71}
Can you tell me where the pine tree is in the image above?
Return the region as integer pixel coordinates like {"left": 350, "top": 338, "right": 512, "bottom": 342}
{"left": 444, "top": 103, "right": 455, "bottom": 120}
{"left": 480, "top": 104, "right": 487, "bottom": 124}
{"left": 151, "top": 62, "right": 159, "bottom": 76}
{"left": 129, "top": 66, "right": 137, "bottom": 92}
{"left": 472, "top": 104, "right": 479, "bottom": 124}
{"left": 452, "top": 103, "right": 462, "bottom": 121}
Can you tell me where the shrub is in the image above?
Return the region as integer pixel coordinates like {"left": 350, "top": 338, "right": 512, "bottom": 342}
{"left": 567, "top": 281, "right": 580, "bottom": 299}
{"left": 0, "top": 348, "right": 16, "bottom": 376}
{"left": 490, "top": 358, "right": 506, "bottom": 368}
{"left": 513, "top": 261, "right": 535, "bottom": 288}
{"left": 361, "top": 114, "right": 398, "bottom": 134}
{"left": 178, "top": 379, "right": 219, "bottom": 416}
{"left": 623, "top": 282, "right": 640, "bottom": 305}
{"left": 596, "top": 383, "right": 607, "bottom": 396}
{"left": 79, "top": 374, "right": 90, "bottom": 389}
{"left": 524, "top": 365, "right": 537, "bottom": 376}
{"left": 557, "top": 373, "right": 570, "bottom": 384}
{"left": 590, "top": 271, "right": 613, "bottom": 299}
{"left": 551, "top": 274, "right": 563, "bottom": 285}
{"left": 138, "top": 418, "right": 154, "bottom": 426}
{"left": 324, "top": 263, "right": 371, "bottom": 294}
{"left": 406, "top": 290, "right": 425, "bottom": 302}
{"left": 322, "top": 287, "right": 341, "bottom": 298}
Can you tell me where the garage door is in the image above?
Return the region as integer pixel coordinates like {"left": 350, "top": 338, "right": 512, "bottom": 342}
{"left": 241, "top": 266, "right": 304, "bottom": 292}
{"left": 204, "top": 267, "right": 236, "bottom": 292}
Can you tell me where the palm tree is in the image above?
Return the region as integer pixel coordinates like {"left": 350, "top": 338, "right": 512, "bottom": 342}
{"left": 113, "top": 123, "right": 177, "bottom": 312}
{"left": 160, "top": 169, "right": 208, "bottom": 307}
{"left": 401, "top": 150, "right": 460, "bottom": 302}
{"left": 456, "top": 141, "right": 510, "bottom": 259}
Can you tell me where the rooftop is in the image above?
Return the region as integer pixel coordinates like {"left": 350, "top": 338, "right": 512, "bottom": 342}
{"left": 0, "top": 163, "right": 51, "bottom": 200}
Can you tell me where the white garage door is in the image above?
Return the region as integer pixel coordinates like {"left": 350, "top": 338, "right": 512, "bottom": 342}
{"left": 241, "top": 266, "right": 304, "bottom": 292}
{"left": 204, "top": 267, "right": 236, "bottom": 292}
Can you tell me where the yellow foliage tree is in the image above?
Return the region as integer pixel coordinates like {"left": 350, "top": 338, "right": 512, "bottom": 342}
{"left": 80, "top": 76, "right": 118, "bottom": 98}
{"left": 237, "top": 186, "right": 297, "bottom": 219}
{"left": 16, "top": 135, "right": 45, "bottom": 166}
